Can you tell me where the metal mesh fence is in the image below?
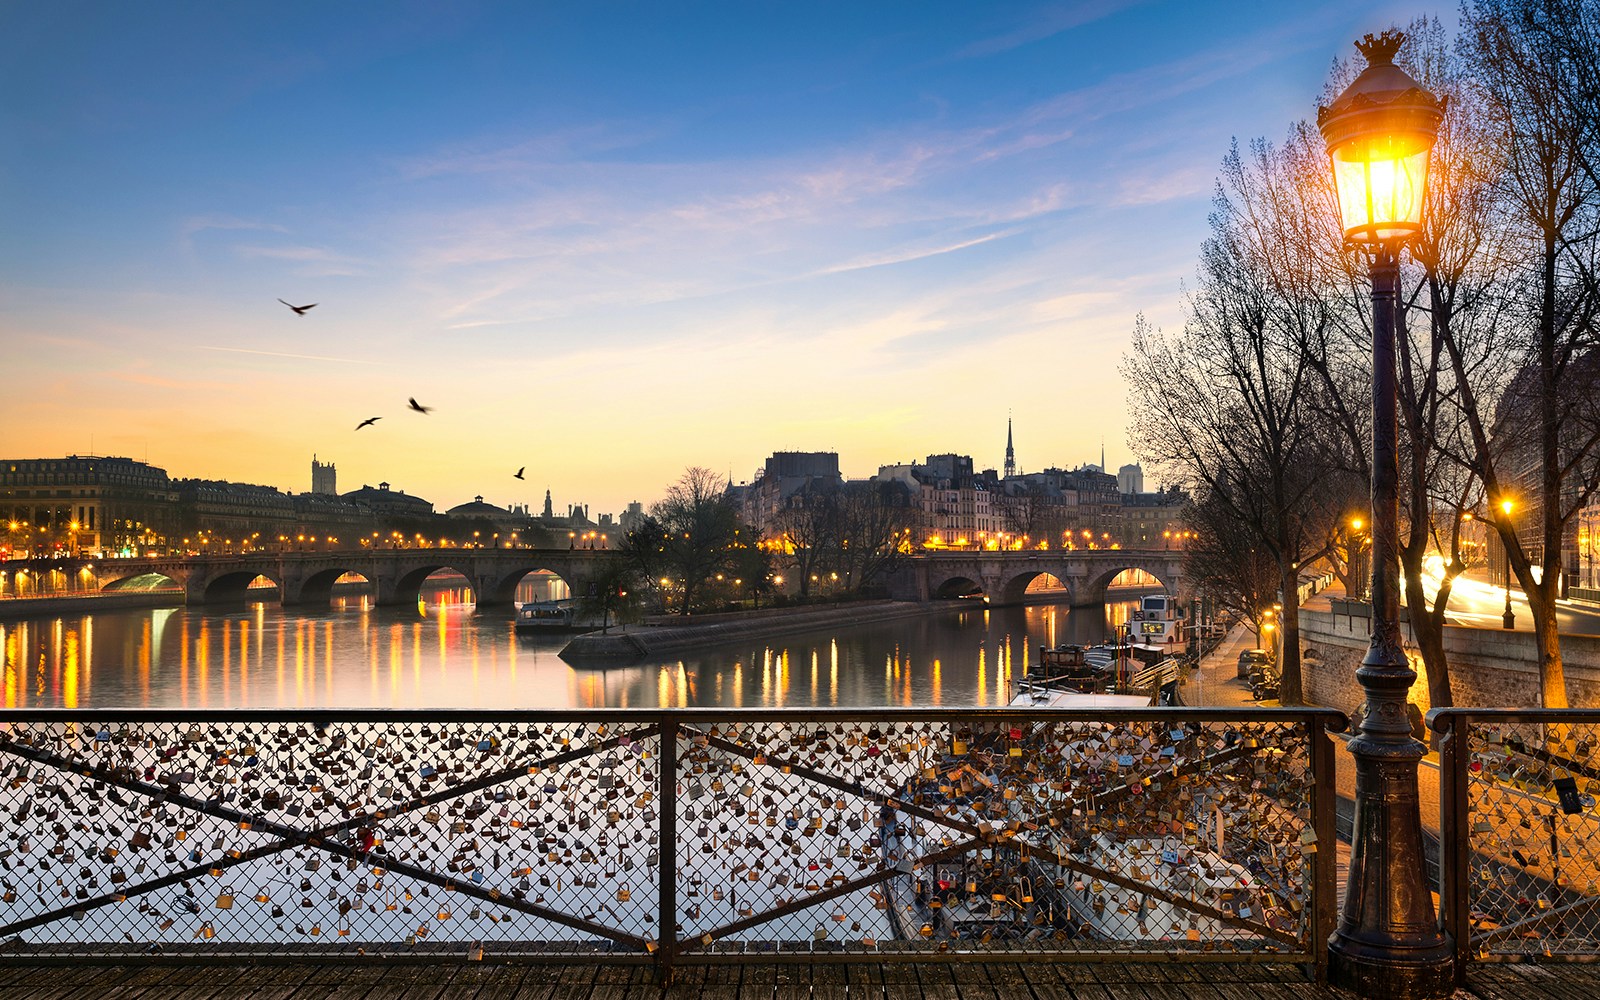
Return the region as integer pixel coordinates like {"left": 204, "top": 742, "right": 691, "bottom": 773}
{"left": 0, "top": 709, "right": 1339, "bottom": 968}
{"left": 1436, "top": 710, "right": 1600, "bottom": 963}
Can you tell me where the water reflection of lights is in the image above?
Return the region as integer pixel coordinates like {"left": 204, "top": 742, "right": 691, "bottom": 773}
{"left": 3, "top": 594, "right": 1143, "bottom": 709}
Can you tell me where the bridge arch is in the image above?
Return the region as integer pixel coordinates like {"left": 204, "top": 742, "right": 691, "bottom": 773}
{"left": 384, "top": 563, "right": 479, "bottom": 608}
{"left": 282, "top": 568, "right": 373, "bottom": 607}
{"left": 997, "top": 569, "right": 1075, "bottom": 606}
{"left": 479, "top": 565, "right": 577, "bottom": 608}
{"left": 932, "top": 575, "right": 987, "bottom": 601}
{"left": 1077, "top": 562, "right": 1184, "bottom": 607}
{"left": 195, "top": 569, "right": 282, "bottom": 603}
{"left": 100, "top": 570, "right": 183, "bottom": 593}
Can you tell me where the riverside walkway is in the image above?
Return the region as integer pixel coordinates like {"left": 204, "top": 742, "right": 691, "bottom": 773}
{"left": 0, "top": 958, "right": 1581, "bottom": 998}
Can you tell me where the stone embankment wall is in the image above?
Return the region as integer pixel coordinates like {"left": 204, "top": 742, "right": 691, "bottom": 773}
{"left": 0, "top": 591, "right": 184, "bottom": 620}
{"left": 1300, "top": 604, "right": 1600, "bottom": 714}
{"left": 562, "top": 599, "right": 967, "bottom": 662}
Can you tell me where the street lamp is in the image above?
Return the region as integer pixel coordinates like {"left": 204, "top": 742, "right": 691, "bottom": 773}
{"left": 1499, "top": 498, "right": 1515, "bottom": 629}
{"left": 1348, "top": 516, "right": 1369, "bottom": 601}
{"left": 1318, "top": 30, "right": 1452, "bottom": 997}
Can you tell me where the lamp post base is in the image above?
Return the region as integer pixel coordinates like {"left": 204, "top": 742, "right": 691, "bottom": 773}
{"left": 1329, "top": 935, "right": 1455, "bottom": 1000}
{"left": 1503, "top": 609, "right": 1515, "bottom": 629}
{"left": 1329, "top": 738, "right": 1455, "bottom": 1000}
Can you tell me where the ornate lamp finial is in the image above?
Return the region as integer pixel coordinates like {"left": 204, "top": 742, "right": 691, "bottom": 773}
{"left": 1355, "top": 30, "right": 1405, "bottom": 67}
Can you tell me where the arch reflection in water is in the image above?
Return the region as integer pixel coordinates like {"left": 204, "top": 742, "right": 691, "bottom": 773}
{"left": 0, "top": 586, "right": 1143, "bottom": 709}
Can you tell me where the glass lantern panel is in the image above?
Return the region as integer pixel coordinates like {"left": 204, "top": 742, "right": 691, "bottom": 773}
{"left": 1330, "top": 139, "right": 1430, "bottom": 244}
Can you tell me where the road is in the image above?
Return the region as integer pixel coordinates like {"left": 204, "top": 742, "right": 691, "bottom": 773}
{"left": 1423, "top": 567, "right": 1600, "bottom": 636}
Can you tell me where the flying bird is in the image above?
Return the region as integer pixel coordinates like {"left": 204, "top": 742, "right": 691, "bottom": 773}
{"left": 408, "top": 397, "right": 433, "bottom": 414}
{"left": 355, "top": 417, "right": 380, "bottom": 430}
{"left": 514, "top": 467, "right": 525, "bottom": 480}
{"left": 277, "top": 299, "right": 317, "bottom": 316}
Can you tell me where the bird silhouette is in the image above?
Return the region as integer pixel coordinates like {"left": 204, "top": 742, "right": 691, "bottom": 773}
{"left": 408, "top": 397, "right": 433, "bottom": 414}
{"left": 514, "top": 467, "right": 525, "bottom": 480}
{"left": 277, "top": 299, "right": 317, "bottom": 315}
{"left": 355, "top": 417, "right": 380, "bottom": 430}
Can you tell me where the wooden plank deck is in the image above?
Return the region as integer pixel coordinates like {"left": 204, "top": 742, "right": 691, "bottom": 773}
{"left": 0, "top": 961, "right": 1583, "bottom": 999}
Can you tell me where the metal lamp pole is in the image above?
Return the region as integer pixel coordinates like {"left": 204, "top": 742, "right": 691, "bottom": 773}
{"left": 1504, "top": 559, "right": 1515, "bottom": 628}
{"left": 1317, "top": 31, "right": 1453, "bottom": 999}
{"left": 1500, "top": 500, "right": 1516, "bottom": 629}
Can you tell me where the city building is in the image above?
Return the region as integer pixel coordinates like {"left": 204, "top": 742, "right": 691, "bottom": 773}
{"left": 444, "top": 496, "right": 532, "bottom": 542}
{"left": 310, "top": 455, "right": 337, "bottom": 496}
{"left": 340, "top": 482, "right": 434, "bottom": 519}
{"left": 1489, "top": 351, "right": 1600, "bottom": 596}
{"left": 1117, "top": 463, "right": 1144, "bottom": 495}
{"left": 619, "top": 501, "right": 646, "bottom": 534}
{"left": 1, "top": 455, "right": 179, "bottom": 556}
{"left": 173, "top": 479, "right": 297, "bottom": 547}
{"left": 1118, "top": 488, "right": 1187, "bottom": 548}
{"left": 874, "top": 455, "right": 999, "bottom": 543}
{"left": 1578, "top": 499, "right": 1599, "bottom": 597}
{"left": 738, "top": 452, "right": 844, "bottom": 536}
{"left": 1003, "top": 419, "right": 1016, "bottom": 480}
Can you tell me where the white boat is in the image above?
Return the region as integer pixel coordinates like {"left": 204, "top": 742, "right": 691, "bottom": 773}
{"left": 514, "top": 599, "right": 580, "bottom": 633}
{"left": 1110, "top": 594, "right": 1191, "bottom": 704}
{"left": 1125, "top": 594, "right": 1189, "bottom": 653}
{"left": 1010, "top": 682, "right": 1153, "bottom": 709}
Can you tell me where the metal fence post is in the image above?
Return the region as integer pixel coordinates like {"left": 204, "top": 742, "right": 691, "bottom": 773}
{"left": 656, "top": 714, "right": 679, "bottom": 986}
{"left": 1311, "top": 713, "right": 1340, "bottom": 981}
{"left": 1433, "top": 710, "right": 1469, "bottom": 982}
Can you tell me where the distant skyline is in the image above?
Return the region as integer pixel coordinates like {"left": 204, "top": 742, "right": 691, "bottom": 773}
{"left": 1, "top": 1, "right": 1442, "bottom": 516}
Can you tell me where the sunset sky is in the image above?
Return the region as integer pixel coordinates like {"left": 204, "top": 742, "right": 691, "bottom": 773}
{"left": 1, "top": 1, "right": 1438, "bottom": 517}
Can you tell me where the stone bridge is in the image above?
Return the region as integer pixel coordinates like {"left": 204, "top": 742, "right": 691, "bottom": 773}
{"left": 44, "top": 546, "right": 1183, "bottom": 611}
{"left": 82, "top": 549, "right": 622, "bottom": 609}
{"left": 886, "top": 548, "right": 1188, "bottom": 607}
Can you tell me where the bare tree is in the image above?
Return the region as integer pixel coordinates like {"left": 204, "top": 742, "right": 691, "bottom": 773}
{"left": 829, "top": 481, "right": 918, "bottom": 593}
{"left": 643, "top": 467, "right": 741, "bottom": 615}
{"left": 1182, "top": 488, "right": 1283, "bottom": 644}
{"left": 993, "top": 483, "right": 1072, "bottom": 546}
{"left": 769, "top": 490, "right": 835, "bottom": 600}
{"left": 1126, "top": 137, "right": 1351, "bottom": 704}
{"left": 1447, "top": 0, "right": 1600, "bottom": 706}
{"left": 1300, "top": 19, "right": 1508, "bottom": 712}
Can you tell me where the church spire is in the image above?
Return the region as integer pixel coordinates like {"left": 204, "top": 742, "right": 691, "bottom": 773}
{"left": 1004, "top": 415, "right": 1016, "bottom": 479}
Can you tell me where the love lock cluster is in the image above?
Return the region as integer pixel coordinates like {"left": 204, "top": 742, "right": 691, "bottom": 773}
{"left": 0, "top": 713, "right": 1325, "bottom": 960}
{"left": 1463, "top": 721, "right": 1600, "bottom": 960}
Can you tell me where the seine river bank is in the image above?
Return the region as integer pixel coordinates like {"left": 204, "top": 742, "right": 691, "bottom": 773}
{"left": 0, "top": 585, "right": 1142, "bottom": 710}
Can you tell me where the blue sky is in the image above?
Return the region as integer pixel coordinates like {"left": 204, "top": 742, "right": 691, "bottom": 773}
{"left": 1, "top": 1, "right": 1440, "bottom": 516}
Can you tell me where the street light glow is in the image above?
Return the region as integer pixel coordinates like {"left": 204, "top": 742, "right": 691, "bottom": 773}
{"left": 1318, "top": 33, "right": 1442, "bottom": 245}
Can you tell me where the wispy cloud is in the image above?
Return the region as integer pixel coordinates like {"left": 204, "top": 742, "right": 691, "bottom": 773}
{"left": 322, "top": 12, "right": 1338, "bottom": 353}
{"left": 955, "top": 0, "right": 1146, "bottom": 59}
{"left": 394, "top": 122, "right": 670, "bottom": 180}
{"left": 233, "top": 243, "right": 370, "bottom": 277}
{"left": 196, "top": 345, "right": 381, "bottom": 365}
{"left": 180, "top": 214, "right": 289, "bottom": 238}
{"left": 813, "top": 228, "right": 1019, "bottom": 277}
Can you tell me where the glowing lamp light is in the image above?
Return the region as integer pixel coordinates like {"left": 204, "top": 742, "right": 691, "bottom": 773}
{"left": 1317, "top": 31, "right": 1442, "bottom": 246}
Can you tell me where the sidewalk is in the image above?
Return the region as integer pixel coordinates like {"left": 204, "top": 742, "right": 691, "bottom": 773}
{"left": 1187, "top": 621, "right": 1261, "bottom": 707}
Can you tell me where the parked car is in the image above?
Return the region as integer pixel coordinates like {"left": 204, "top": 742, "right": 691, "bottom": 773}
{"left": 1236, "top": 648, "right": 1272, "bottom": 680}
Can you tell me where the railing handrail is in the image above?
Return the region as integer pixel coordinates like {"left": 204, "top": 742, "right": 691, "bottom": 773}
{"left": 1427, "top": 707, "right": 1600, "bottom": 732}
{"left": 0, "top": 706, "right": 1350, "bottom": 726}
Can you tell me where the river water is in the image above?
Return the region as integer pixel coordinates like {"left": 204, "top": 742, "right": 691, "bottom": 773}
{"left": 0, "top": 582, "right": 1143, "bottom": 710}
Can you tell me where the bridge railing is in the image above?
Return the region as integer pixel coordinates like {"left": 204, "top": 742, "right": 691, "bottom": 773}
{"left": 1432, "top": 709, "right": 1600, "bottom": 969}
{"left": 0, "top": 708, "right": 1341, "bottom": 976}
